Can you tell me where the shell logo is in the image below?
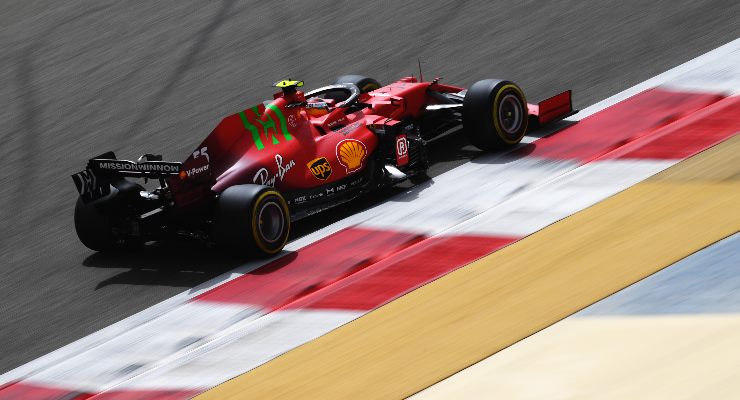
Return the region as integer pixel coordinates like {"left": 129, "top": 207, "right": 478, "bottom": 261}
{"left": 336, "top": 139, "right": 367, "bottom": 174}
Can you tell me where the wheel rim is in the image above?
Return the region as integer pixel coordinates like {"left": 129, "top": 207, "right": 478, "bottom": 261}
{"left": 498, "top": 93, "right": 523, "bottom": 138}
{"left": 257, "top": 200, "right": 285, "bottom": 244}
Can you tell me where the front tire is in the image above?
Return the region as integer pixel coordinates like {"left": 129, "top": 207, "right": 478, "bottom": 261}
{"left": 214, "top": 185, "right": 290, "bottom": 256}
{"left": 463, "top": 79, "right": 528, "bottom": 150}
{"left": 334, "top": 75, "right": 382, "bottom": 93}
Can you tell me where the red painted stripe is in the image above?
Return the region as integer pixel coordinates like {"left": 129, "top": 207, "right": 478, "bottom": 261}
{"left": 281, "top": 235, "right": 518, "bottom": 310}
{"left": 0, "top": 382, "right": 91, "bottom": 400}
{"left": 91, "top": 389, "right": 199, "bottom": 400}
{"left": 193, "top": 227, "right": 424, "bottom": 308}
{"left": 605, "top": 95, "right": 740, "bottom": 159}
{"left": 525, "top": 88, "right": 725, "bottom": 162}
{"left": 0, "top": 382, "right": 199, "bottom": 400}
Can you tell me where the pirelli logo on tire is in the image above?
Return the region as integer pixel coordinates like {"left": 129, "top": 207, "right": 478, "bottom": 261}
{"left": 308, "top": 157, "right": 332, "bottom": 180}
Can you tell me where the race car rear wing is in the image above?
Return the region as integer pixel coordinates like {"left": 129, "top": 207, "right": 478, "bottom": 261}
{"left": 529, "top": 90, "right": 577, "bottom": 125}
{"left": 71, "top": 151, "right": 182, "bottom": 203}
{"left": 86, "top": 157, "right": 181, "bottom": 178}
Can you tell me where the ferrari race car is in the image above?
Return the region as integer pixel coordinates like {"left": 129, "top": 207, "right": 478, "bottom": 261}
{"left": 72, "top": 74, "right": 575, "bottom": 256}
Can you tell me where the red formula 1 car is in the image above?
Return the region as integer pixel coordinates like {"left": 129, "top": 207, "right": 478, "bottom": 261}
{"left": 72, "top": 74, "right": 575, "bottom": 255}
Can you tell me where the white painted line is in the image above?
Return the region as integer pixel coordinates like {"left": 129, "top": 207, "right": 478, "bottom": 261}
{"left": 447, "top": 159, "right": 674, "bottom": 237}
{"left": 117, "top": 309, "right": 362, "bottom": 391}
{"left": 21, "top": 302, "right": 261, "bottom": 392}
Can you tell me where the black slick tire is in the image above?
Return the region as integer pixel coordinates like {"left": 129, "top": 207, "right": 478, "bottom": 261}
{"left": 74, "top": 197, "right": 123, "bottom": 252}
{"left": 463, "top": 79, "right": 528, "bottom": 150}
{"left": 214, "top": 185, "right": 290, "bottom": 256}
{"left": 333, "top": 75, "right": 381, "bottom": 93}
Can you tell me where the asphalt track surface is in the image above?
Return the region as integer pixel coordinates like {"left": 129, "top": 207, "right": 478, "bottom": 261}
{"left": 0, "top": 0, "right": 738, "bottom": 373}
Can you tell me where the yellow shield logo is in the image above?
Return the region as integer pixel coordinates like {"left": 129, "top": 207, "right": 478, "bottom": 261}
{"left": 336, "top": 139, "right": 367, "bottom": 174}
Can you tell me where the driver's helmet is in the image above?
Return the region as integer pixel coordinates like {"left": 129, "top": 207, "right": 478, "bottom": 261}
{"left": 305, "top": 100, "right": 330, "bottom": 117}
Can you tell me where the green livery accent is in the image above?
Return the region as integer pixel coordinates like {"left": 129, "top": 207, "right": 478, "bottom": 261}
{"left": 239, "top": 105, "right": 294, "bottom": 150}
{"left": 253, "top": 106, "right": 280, "bottom": 145}
{"left": 266, "top": 104, "right": 294, "bottom": 141}
{"left": 239, "top": 111, "right": 264, "bottom": 150}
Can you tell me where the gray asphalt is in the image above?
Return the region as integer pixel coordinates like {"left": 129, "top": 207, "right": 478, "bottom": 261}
{"left": 1, "top": 0, "right": 738, "bottom": 373}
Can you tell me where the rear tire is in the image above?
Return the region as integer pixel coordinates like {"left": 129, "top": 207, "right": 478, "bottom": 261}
{"left": 463, "top": 79, "right": 528, "bottom": 150}
{"left": 214, "top": 185, "right": 290, "bottom": 256}
{"left": 74, "top": 197, "right": 123, "bottom": 252}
